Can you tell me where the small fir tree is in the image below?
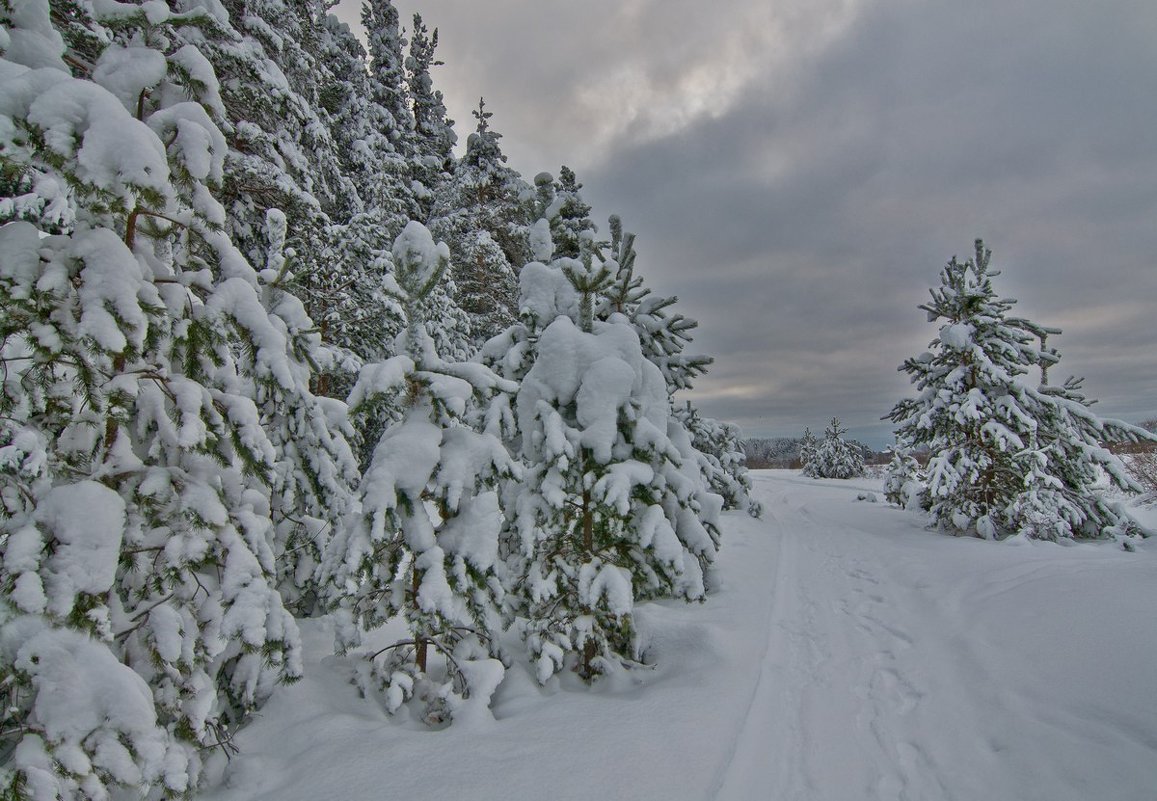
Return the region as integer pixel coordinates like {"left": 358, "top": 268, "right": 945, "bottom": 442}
{"left": 883, "top": 441, "right": 923, "bottom": 509}
{"left": 321, "top": 223, "right": 514, "bottom": 722}
{"left": 482, "top": 228, "right": 721, "bottom": 684}
{"left": 547, "top": 166, "right": 595, "bottom": 259}
{"left": 798, "top": 427, "right": 819, "bottom": 475}
{"left": 810, "top": 418, "right": 865, "bottom": 479}
{"left": 887, "top": 240, "right": 1151, "bottom": 539}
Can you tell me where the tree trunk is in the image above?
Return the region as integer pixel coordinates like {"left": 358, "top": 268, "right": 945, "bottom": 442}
{"left": 581, "top": 486, "right": 593, "bottom": 553}
{"left": 412, "top": 568, "right": 427, "bottom": 672}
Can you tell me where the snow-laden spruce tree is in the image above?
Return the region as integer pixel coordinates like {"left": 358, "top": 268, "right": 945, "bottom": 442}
{"left": 321, "top": 223, "right": 514, "bottom": 723}
{"left": 594, "top": 215, "right": 751, "bottom": 522}
{"left": 362, "top": 0, "right": 415, "bottom": 158}
{"left": 798, "top": 427, "right": 819, "bottom": 476}
{"left": 809, "top": 418, "right": 865, "bottom": 479}
{"left": 406, "top": 13, "right": 456, "bottom": 202}
{"left": 83, "top": 0, "right": 361, "bottom": 615}
{"left": 480, "top": 218, "right": 721, "bottom": 683}
{"left": 673, "top": 403, "right": 760, "bottom": 517}
{"left": 597, "top": 216, "right": 746, "bottom": 523}
{"left": 883, "top": 440, "right": 923, "bottom": 509}
{"left": 308, "top": 12, "right": 414, "bottom": 399}
{"left": 601, "top": 215, "right": 713, "bottom": 393}
{"left": 887, "top": 240, "right": 1151, "bottom": 539}
{"left": 429, "top": 98, "right": 530, "bottom": 345}
{"left": 253, "top": 210, "right": 361, "bottom": 615}
{"left": 0, "top": 3, "right": 325, "bottom": 794}
{"left": 526, "top": 167, "right": 594, "bottom": 263}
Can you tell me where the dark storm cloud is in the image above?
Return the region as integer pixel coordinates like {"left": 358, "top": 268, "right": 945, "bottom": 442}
{"left": 336, "top": 0, "right": 1157, "bottom": 445}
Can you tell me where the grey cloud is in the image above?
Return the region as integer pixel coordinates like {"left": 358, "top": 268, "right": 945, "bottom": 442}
{"left": 335, "top": 0, "right": 1157, "bottom": 444}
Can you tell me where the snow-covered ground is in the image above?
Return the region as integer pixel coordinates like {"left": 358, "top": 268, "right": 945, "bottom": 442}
{"left": 201, "top": 471, "right": 1157, "bottom": 801}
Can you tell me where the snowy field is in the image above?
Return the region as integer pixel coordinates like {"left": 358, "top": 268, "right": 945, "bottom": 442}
{"left": 202, "top": 471, "right": 1157, "bottom": 801}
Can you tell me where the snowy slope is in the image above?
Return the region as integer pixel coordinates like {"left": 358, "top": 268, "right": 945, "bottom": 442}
{"left": 201, "top": 471, "right": 1157, "bottom": 801}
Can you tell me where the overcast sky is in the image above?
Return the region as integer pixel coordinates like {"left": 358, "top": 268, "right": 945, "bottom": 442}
{"left": 335, "top": 0, "right": 1157, "bottom": 447}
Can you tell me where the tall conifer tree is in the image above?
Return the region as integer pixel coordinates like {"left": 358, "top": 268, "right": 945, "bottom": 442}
{"left": 0, "top": 2, "right": 342, "bottom": 793}
{"left": 887, "top": 240, "right": 1151, "bottom": 539}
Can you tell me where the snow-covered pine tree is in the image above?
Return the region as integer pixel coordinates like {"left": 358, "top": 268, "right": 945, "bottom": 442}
{"left": 1, "top": 3, "right": 319, "bottom": 794}
{"left": 883, "top": 441, "right": 923, "bottom": 509}
{"left": 810, "top": 418, "right": 864, "bottom": 479}
{"left": 310, "top": 10, "right": 415, "bottom": 398}
{"left": 406, "top": 13, "right": 455, "bottom": 202}
{"left": 674, "top": 403, "right": 760, "bottom": 516}
{"left": 481, "top": 221, "right": 721, "bottom": 683}
{"left": 547, "top": 166, "right": 595, "bottom": 259}
{"left": 597, "top": 216, "right": 742, "bottom": 523}
{"left": 253, "top": 210, "right": 360, "bottom": 615}
{"left": 208, "top": 0, "right": 355, "bottom": 240}
{"left": 887, "top": 240, "right": 1152, "bottom": 539}
{"left": 601, "top": 215, "right": 712, "bottom": 393}
{"left": 321, "top": 223, "right": 514, "bottom": 722}
{"left": 429, "top": 98, "right": 531, "bottom": 346}
{"left": 116, "top": 0, "right": 365, "bottom": 612}
{"left": 319, "top": 9, "right": 416, "bottom": 234}
{"left": 361, "top": 0, "right": 414, "bottom": 158}
{"left": 798, "top": 427, "right": 819, "bottom": 476}
{"left": 312, "top": 3, "right": 478, "bottom": 399}
{"left": 189, "top": 0, "right": 367, "bottom": 403}
{"left": 1008, "top": 374, "right": 1152, "bottom": 539}
{"left": 358, "top": 6, "right": 475, "bottom": 364}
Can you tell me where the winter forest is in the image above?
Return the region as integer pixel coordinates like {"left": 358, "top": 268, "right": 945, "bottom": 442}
{"left": 3, "top": 1, "right": 1157, "bottom": 800}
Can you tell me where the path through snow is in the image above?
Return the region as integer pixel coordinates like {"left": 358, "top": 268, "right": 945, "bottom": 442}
{"left": 718, "top": 472, "right": 1157, "bottom": 800}
{"left": 203, "top": 471, "right": 1157, "bottom": 801}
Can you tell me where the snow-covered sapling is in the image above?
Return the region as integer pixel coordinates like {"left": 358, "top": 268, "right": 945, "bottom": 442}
{"left": 323, "top": 222, "right": 515, "bottom": 723}
{"left": 495, "top": 237, "right": 720, "bottom": 684}
{"left": 810, "top": 418, "right": 865, "bottom": 479}
{"left": 798, "top": 427, "right": 819, "bottom": 476}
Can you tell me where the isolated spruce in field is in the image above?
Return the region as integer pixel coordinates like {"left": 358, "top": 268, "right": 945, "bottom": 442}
{"left": 886, "top": 240, "right": 1153, "bottom": 540}
{"left": 480, "top": 213, "right": 722, "bottom": 684}
{"left": 798, "top": 427, "right": 819, "bottom": 476}
{"left": 322, "top": 222, "right": 515, "bottom": 723}
{"left": 809, "top": 418, "right": 865, "bottom": 479}
{"left": 0, "top": 2, "right": 323, "bottom": 795}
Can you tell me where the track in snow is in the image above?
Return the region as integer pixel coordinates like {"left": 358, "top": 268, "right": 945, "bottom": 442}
{"left": 711, "top": 471, "right": 1157, "bottom": 801}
